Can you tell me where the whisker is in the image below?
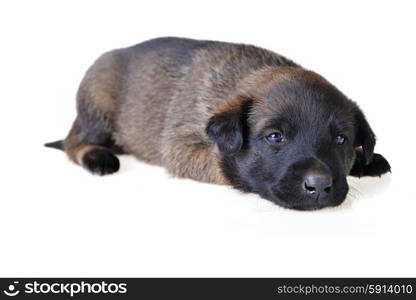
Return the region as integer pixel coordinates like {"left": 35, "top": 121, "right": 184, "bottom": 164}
{"left": 347, "top": 191, "right": 358, "bottom": 200}
{"left": 347, "top": 183, "right": 361, "bottom": 200}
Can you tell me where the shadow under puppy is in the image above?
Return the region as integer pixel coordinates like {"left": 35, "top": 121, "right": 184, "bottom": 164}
{"left": 46, "top": 37, "right": 390, "bottom": 210}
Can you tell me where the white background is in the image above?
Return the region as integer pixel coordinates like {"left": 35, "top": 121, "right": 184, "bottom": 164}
{"left": 1, "top": 0, "right": 415, "bottom": 277}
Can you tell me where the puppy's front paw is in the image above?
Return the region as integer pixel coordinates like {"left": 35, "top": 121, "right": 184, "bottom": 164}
{"left": 350, "top": 152, "right": 391, "bottom": 177}
{"left": 365, "top": 153, "right": 391, "bottom": 176}
{"left": 82, "top": 149, "right": 120, "bottom": 175}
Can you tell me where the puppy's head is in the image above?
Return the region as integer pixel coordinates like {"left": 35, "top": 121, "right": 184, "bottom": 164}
{"left": 207, "top": 68, "right": 389, "bottom": 210}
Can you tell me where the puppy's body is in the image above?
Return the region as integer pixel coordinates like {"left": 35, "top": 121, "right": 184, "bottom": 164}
{"left": 65, "top": 37, "right": 297, "bottom": 182}
{"left": 48, "top": 37, "right": 390, "bottom": 210}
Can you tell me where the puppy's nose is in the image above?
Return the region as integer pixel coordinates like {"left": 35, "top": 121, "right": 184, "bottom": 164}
{"left": 303, "top": 173, "right": 333, "bottom": 196}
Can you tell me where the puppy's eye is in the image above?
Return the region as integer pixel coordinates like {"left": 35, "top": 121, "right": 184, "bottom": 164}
{"left": 266, "top": 132, "right": 284, "bottom": 144}
{"left": 335, "top": 134, "right": 346, "bottom": 145}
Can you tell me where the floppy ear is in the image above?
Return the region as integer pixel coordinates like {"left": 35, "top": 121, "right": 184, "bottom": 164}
{"left": 206, "top": 97, "right": 252, "bottom": 155}
{"left": 354, "top": 107, "right": 376, "bottom": 165}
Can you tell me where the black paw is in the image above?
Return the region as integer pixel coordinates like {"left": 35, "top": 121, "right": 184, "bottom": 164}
{"left": 82, "top": 149, "right": 120, "bottom": 175}
{"left": 350, "top": 152, "right": 391, "bottom": 178}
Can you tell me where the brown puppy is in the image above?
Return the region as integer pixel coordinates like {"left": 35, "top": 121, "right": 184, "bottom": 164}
{"left": 46, "top": 37, "right": 390, "bottom": 210}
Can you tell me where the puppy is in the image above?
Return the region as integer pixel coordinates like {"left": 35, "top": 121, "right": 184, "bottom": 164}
{"left": 46, "top": 37, "right": 390, "bottom": 210}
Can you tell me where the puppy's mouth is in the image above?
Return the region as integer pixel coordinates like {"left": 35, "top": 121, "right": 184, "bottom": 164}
{"left": 263, "top": 187, "right": 316, "bottom": 210}
{"left": 266, "top": 186, "right": 344, "bottom": 211}
{"left": 291, "top": 203, "right": 325, "bottom": 211}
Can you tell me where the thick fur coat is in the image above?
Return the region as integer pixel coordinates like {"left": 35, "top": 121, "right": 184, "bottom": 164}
{"left": 46, "top": 37, "right": 390, "bottom": 210}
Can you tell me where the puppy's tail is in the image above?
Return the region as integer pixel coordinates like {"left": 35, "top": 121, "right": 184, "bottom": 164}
{"left": 44, "top": 140, "right": 64, "bottom": 151}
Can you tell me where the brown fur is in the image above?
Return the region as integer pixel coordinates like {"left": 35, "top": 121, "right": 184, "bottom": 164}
{"left": 48, "top": 37, "right": 391, "bottom": 210}
{"left": 63, "top": 37, "right": 298, "bottom": 182}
